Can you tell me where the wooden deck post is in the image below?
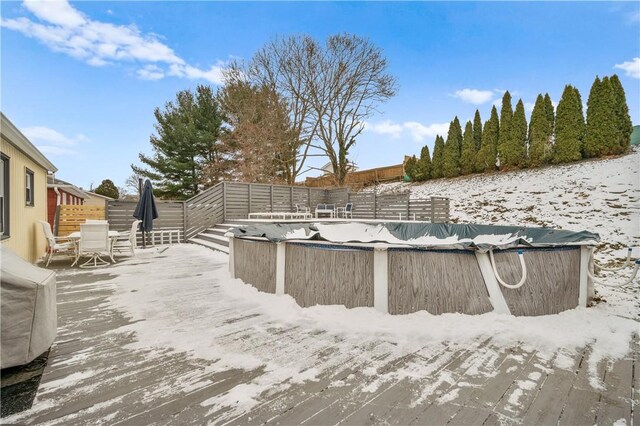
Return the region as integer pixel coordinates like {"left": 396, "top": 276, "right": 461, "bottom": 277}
{"left": 579, "top": 246, "right": 591, "bottom": 307}
{"left": 182, "top": 202, "right": 187, "bottom": 242}
{"left": 275, "top": 242, "right": 286, "bottom": 295}
{"left": 373, "top": 244, "right": 388, "bottom": 313}
{"left": 248, "top": 183, "right": 252, "bottom": 214}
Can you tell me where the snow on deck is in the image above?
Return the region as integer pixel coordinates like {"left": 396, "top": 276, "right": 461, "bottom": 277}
{"left": 6, "top": 244, "right": 639, "bottom": 425}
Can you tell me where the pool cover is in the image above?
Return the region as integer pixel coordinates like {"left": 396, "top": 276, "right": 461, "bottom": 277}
{"left": 228, "top": 222, "right": 600, "bottom": 252}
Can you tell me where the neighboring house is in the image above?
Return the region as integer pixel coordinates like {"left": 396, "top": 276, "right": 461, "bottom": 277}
{"left": 83, "top": 191, "right": 114, "bottom": 208}
{"left": 319, "top": 161, "right": 358, "bottom": 175}
{"left": 1, "top": 112, "right": 57, "bottom": 263}
{"left": 47, "top": 176, "right": 87, "bottom": 232}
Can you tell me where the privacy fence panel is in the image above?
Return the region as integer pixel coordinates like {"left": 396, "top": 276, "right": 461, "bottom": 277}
{"left": 56, "top": 205, "right": 105, "bottom": 236}
{"left": 375, "top": 194, "right": 411, "bottom": 220}
{"left": 107, "top": 200, "right": 185, "bottom": 243}
{"left": 347, "top": 192, "right": 376, "bottom": 219}
{"left": 185, "top": 183, "right": 223, "bottom": 239}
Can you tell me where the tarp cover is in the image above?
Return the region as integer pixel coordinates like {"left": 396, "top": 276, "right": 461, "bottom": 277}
{"left": 1, "top": 246, "right": 57, "bottom": 369}
{"left": 229, "top": 222, "right": 599, "bottom": 252}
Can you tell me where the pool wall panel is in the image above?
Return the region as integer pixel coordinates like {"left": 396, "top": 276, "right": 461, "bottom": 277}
{"left": 493, "top": 248, "right": 580, "bottom": 316}
{"left": 285, "top": 244, "right": 374, "bottom": 308}
{"left": 233, "top": 238, "right": 277, "bottom": 293}
{"left": 387, "top": 250, "right": 493, "bottom": 315}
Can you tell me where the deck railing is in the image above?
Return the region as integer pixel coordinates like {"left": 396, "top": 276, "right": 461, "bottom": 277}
{"left": 107, "top": 181, "right": 450, "bottom": 241}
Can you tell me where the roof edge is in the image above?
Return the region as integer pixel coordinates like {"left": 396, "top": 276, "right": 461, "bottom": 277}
{"left": 1, "top": 112, "right": 58, "bottom": 173}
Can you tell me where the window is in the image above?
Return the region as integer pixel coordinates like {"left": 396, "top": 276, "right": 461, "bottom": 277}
{"left": 1, "top": 154, "right": 9, "bottom": 238}
{"left": 26, "top": 168, "right": 34, "bottom": 206}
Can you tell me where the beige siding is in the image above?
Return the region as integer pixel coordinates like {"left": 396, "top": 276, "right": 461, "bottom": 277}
{"left": 83, "top": 194, "right": 109, "bottom": 208}
{"left": 1, "top": 140, "right": 49, "bottom": 263}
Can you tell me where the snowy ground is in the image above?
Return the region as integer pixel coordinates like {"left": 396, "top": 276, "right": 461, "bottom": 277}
{"left": 373, "top": 148, "right": 640, "bottom": 264}
{"left": 7, "top": 243, "right": 639, "bottom": 425}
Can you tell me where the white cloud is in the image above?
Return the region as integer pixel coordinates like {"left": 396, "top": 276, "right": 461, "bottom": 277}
{"left": 365, "top": 120, "right": 449, "bottom": 142}
{"left": 22, "top": 125, "right": 87, "bottom": 156}
{"left": 22, "top": 126, "right": 87, "bottom": 146}
{"left": 403, "top": 122, "right": 449, "bottom": 142}
{"left": 524, "top": 102, "right": 535, "bottom": 114}
{"left": 1, "top": 0, "right": 225, "bottom": 84}
{"left": 614, "top": 57, "right": 640, "bottom": 79}
{"left": 137, "top": 64, "right": 164, "bottom": 80}
{"left": 453, "top": 88, "right": 495, "bottom": 105}
{"left": 364, "top": 120, "right": 404, "bottom": 138}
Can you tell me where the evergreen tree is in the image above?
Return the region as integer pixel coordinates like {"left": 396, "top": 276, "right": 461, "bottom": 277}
{"left": 416, "top": 145, "right": 432, "bottom": 181}
{"left": 431, "top": 135, "right": 445, "bottom": 179}
{"left": 442, "top": 117, "right": 463, "bottom": 178}
{"left": 94, "top": 179, "right": 120, "bottom": 200}
{"left": 503, "top": 99, "right": 527, "bottom": 168}
{"left": 553, "top": 85, "right": 584, "bottom": 163}
{"left": 528, "top": 94, "right": 552, "bottom": 167}
{"left": 404, "top": 155, "right": 418, "bottom": 181}
{"left": 460, "top": 120, "right": 476, "bottom": 175}
{"left": 497, "top": 91, "right": 513, "bottom": 169}
{"left": 473, "top": 110, "right": 483, "bottom": 150}
{"left": 609, "top": 74, "right": 633, "bottom": 153}
{"left": 476, "top": 106, "right": 499, "bottom": 172}
{"left": 584, "top": 76, "right": 619, "bottom": 157}
{"left": 133, "top": 85, "right": 227, "bottom": 199}
{"left": 543, "top": 93, "right": 555, "bottom": 132}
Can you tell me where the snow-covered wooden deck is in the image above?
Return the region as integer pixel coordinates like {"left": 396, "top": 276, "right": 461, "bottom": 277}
{"left": 7, "top": 245, "right": 638, "bottom": 425}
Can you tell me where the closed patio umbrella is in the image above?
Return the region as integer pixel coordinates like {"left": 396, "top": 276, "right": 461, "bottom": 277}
{"left": 133, "top": 179, "right": 159, "bottom": 248}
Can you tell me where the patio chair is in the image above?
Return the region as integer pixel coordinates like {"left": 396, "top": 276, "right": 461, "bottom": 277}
{"left": 295, "top": 204, "right": 310, "bottom": 214}
{"left": 337, "top": 203, "right": 353, "bottom": 219}
{"left": 112, "top": 220, "right": 141, "bottom": 257}
{"left": 73, "top": 223, "right": 112, "bottom": 268}
{"left": 38, "top": 220, "right": 75, "bottom": 267}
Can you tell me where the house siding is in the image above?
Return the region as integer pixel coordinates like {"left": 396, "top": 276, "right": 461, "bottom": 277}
{"left": 0, "top": 139, "right": 48, "bottom": 263}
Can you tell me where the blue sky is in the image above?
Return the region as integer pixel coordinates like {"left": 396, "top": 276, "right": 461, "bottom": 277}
{"left": 2, "top": 1, "right": 639, "bottom": 190}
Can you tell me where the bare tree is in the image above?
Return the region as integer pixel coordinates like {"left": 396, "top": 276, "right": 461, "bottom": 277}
{"left": 243, "top": 36, "right": 324, "bottom": 184}
{"left": 306, "top": 34, "right": 398, "bottom": 185}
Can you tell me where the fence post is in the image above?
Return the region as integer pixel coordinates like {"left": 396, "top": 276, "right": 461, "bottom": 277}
{"left": 406, "top": 195, "right": 410, "bottom": 220}
{"left": 373, "top": 192, "right": 377, "bottom": 219}
{"left": 270, "top": 185, "right": 274, "bottom": 212}
{"left": 430, "top": 196, "right": 436, "bottom": 223}
{"left": 290, "top": 186, "right": 293, "bottom": 212}
{"left": 228, "top": 236, "right": 235, "bottom": 279}
{"left": 182, "top": 202, "right": 187, "bottom": 242}
{"left": 223, "top": 182, "right": 227, "bottom": 222}
{"left": 248, "top": 183, "right": 252, "bottom": 214}
{"left": 308, "top": 187, "right": 311, "bottom": 209}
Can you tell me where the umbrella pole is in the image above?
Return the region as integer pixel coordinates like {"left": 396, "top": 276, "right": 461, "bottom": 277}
{"left": 142, "top": 230, "right": 146, "bottom": 248}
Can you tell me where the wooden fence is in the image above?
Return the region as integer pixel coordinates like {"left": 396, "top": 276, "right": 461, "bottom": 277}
{"left": 56, "top": 205, "right": 105, "bottom": 236}
{"left": 106, "top": 181, "right": 450, "bottom": 241}
{"left": 106, "top": 200, "right": 186, "bottom": 243}
{"left": 305, "top": 163, "right": 406, "bottom": 188}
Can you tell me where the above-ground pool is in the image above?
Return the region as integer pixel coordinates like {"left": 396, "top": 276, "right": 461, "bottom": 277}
{"left": 227, "top": 222, "right": 599, "bottom": 317}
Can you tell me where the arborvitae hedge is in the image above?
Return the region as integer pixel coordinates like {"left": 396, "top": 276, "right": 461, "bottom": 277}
{"left": 497, "top": 91, "right": 513, "bottom": 168}
{"left": 610, "top": 74, "right": 633, "bottom": 153}
{"left": 528, "top": 94, "right": 552, "bottom": 167}
{"left": 416, "top": 145, "right": 432, "bottom": 180}
{"left": 442, "top": 117, "right": 462, "bottom": 178}
{"left": 431, "top": 135, "right": 445, "bottom": 179}
{"left": 460, "top": 121, "right": 476, "bottom": 175}
{"left": 553, "top": 85, "right": 584, "bottom": 163}
{"left": 504, "top": 99, "right": 527, "bottom": 168}
{"left": 476, "top": 105, "right": 499, "bottom": 172}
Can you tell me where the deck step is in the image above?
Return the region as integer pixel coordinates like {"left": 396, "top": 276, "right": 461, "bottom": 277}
{"left": 188, "top": 237, "right": 229, "bottom": 254}
{"left": 198, "top": 233, "right": 229, "bottom": 245}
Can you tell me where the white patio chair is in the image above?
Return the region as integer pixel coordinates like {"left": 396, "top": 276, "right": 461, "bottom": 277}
{"left": 85, "top": 219, "right": 108, "bottom": 224}
{"left": 337, "top": 203, "right": 353, "bottom": 219}
{"left": 112, "top": 220, "right": 141, "bottom": 257}
{"left": 73, "top": 223, "right": 112, "bottom": 268}
{"left": 38, "top": 220, "right": 75, "bottom": 266}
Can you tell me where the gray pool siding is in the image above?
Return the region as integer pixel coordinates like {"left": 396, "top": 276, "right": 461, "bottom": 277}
{"left": 284, "top": 244, "right": 374, "bottom": 308}
{"left": 388, "top": 250, "right": 493, "bottom": 315}
{"left": 233, "top": 238, "right": 277, "bottom": 293}
{"left": 494, "top": 247, "right": 580, "bottom": 316}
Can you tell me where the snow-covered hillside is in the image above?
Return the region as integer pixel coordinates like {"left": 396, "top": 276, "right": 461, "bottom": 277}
{"left": 375, "top": 148, "right": 639, "bottom": 263}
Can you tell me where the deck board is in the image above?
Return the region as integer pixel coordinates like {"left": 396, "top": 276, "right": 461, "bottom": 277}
{"left": 4, "top": 245, "right": 636, "bottom": 425}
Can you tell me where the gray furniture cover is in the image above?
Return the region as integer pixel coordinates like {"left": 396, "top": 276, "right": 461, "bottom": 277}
{"left": 1, "top": 245, "right": 57, "bottom": 369}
